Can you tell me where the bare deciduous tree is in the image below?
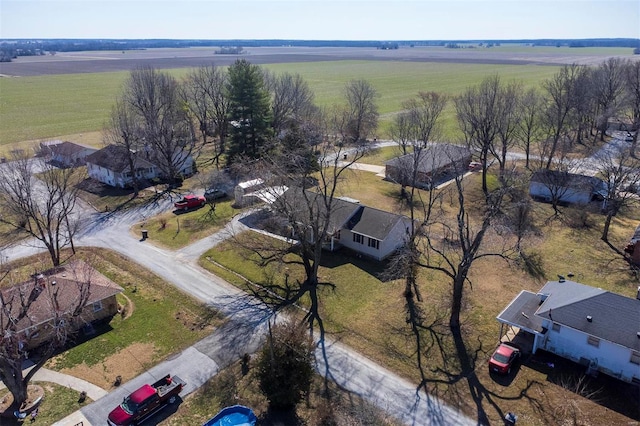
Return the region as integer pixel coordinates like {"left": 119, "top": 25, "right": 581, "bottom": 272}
{"left": 0, "top": 259, "right": 93, "bottom": 409}
{"left": 541, "top": 64, "right": 586, "bottom": 169}
{"left": 103, "top": 98, "right": 145, "bottom": 197}
{"left": 0, "top": 155, "right": 82, "bottom": 267}
{"left": 123, "top": 66, "right": 198, "bottom": 183}
{"left": 516, "top": 88, "right": 545, "bottom": 169}
{"left": 622, "top": 59, "right": 640, "bottom": 156}
{"left": 388, "top": 92, "right": 448, "bottom": 197}
{"left": 455, "top": 75, "right": 502, "bottom": 196}
{"left": 594, "top": 144, "right": 640, "bottom": 241}
{"left": 182, "top": 64, "right": 230, "bottom": 167}
{"left": 492, "top": 81, "right": 522, "bottom": 180}
{"left": 342, "top": 79, "right": 379, "bottom": 144}
{"left": 231, "top": 122, "right": 368, "bottom": 383}
{"left": 264, "top": 71, "right": 317, "bottom": 138}
{"left": 422, "top": 174, "right": 511, "bottom": 330}
{"left": 389, "top": 111, "right": 413, "bottom": 155}
{"left": 591, "top": 58, "right": 626, "bottom": 141}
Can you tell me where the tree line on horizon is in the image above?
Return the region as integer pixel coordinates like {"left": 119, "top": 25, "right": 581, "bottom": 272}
{"left": 1, "top": 37, "right": 639, "bottom": 62}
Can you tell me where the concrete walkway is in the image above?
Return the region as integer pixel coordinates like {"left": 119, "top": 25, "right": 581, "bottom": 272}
{"left": 0, "top": 366, "right": 106, "bottom": 404}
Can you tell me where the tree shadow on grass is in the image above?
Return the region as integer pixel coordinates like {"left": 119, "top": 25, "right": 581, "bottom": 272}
{"left": 389, "top": 305, "right": 548, "bottom": 425}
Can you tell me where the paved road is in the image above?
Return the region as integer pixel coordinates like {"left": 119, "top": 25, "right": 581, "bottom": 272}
{"left": 4, "top": 191, "right": 473, "bottom": 425}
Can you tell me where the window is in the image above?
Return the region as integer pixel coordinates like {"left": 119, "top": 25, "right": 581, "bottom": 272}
{"left": 587, "top": 336, "right": 600, "bottom": 347}
{"left": 353, "top": 234, "right": 363, "bottom": 244}
{"left": 631, "top": 351, "right": 640, "bottom": 365}
{"left": 552, "top": 323, "right": 561, "bottom": 332}
{"left": 368, "top": 238, "right": 379, "bottom": 250}
{"left": 93, "top": 301, "right": 103, "bottom": 312}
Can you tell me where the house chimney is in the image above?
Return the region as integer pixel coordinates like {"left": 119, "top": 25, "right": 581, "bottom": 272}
{"left": 586, "top": 315, "right": 593, "bottom": 322}
{"left": 36, "top": 274, "right": 46, "bottom": 288}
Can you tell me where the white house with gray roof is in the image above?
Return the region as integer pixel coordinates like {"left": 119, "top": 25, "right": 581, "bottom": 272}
{"left": 274, "top": 188, "right": 413, "bottom": 261}
{"left": 85, "top": 145, "right": 158, "bottom": 188}
{"left": 497, "top": 280, "right": 640, "bottom": 384}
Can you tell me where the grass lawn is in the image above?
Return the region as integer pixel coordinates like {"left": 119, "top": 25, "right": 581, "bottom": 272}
{"left": 134, "top": 198, "right": 236, "bottom": 250}
{"left": 0, "top": 383, "right": 92, "bottom": 426}
{"left": 165, "top": 359, "right": 400, "bottom": 426}
{"left": 198, "top": 170, "right": 640, "bottom": 425}
{"left": 361, "top": 144, "right": 403, "bottom": 166}
{"left": 0, "top": 61, "right": 561, "bottom": 148}
{"left": 4, "top": 247, "right": 224, "bottom": 392}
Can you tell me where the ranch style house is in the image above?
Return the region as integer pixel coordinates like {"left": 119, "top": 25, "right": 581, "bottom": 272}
{"left": 40, "top": 140, "right": 97, "bottom": 168}
{"left": 274, "top": 188, "right": 414, "bottom": 261}
{"left": 1, "top": 260, "right": 123, "bottom": 351}
{"left": 529, "top": 170, "right": 606, "bottom": 205}
{"left": 85, "top": 145, "right": 195, "bottom": 189}
{"left": 385, "top": 143, "right": 472, "bottom": 189}
{"left": 497, "top": 279, "right": 640, "bottom": 384}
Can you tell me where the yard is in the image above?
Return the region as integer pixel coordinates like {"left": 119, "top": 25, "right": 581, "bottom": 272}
{"left": 1, "top": 247, "right": 224, "bottom": 391}
{"left": 164, "top": 359, "right": 401, "bottom": 426}
{"left": 198, "top": 170, "right": 640, "bottom": 425}
{"left": 133, "top": 198, "right": 236, "bottom": 250}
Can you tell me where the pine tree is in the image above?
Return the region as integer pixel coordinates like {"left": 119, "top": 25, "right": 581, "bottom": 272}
{"left": 226, "top": 59, "right": 273, "bottom": 163}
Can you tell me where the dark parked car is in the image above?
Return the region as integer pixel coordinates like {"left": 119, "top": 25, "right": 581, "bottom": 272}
{"left": 204, "top": 188, "right": 226, "bottom": 201}
{"left": 174, "top": 195, "right": 206, "bottom": 210}
{"left": 488, "top": 343, "right": 520, "bottom": 375}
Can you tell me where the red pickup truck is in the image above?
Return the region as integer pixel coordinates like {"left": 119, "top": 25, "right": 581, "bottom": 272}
{"left": 174, "top": 195, "right": 206, "bottom": 211}
{"left": 107, "top": 374, "right": 186, "bottom": 426}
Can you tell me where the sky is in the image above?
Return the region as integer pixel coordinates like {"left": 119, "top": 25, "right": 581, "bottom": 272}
{"left": 1, "top": 0, "right": 639, "bottom": 41}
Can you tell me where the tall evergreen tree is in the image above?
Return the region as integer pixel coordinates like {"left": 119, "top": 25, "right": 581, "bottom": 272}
{"left": 226, "top": 59, "right": 273, "bottom": 163}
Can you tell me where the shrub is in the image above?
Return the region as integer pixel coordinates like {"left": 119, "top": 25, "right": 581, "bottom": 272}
{"left": 256, "top": 322, "right": 314, "bottom": 410}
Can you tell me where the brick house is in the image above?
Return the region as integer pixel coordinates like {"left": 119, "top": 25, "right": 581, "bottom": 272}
{"left": 1, "top": 261, "right": 123, "bottom": 350}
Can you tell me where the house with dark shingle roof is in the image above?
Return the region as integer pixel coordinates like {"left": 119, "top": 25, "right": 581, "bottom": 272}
{"left": 385, "top": 143, "right": 471, "bottom": 188}
{"left": 274, "top": 188, "right": 413, "bottom": 261}
{"left": 42, "top": 141, "right": 97, "bottom": 168}
{"left": 497, "top": 280, "right": 640, "bottom": 384}
{"left": 1, "top": 260, "right": 123, "bottom": 351}
{"left": 85, "top": 144, "right": 158, "bottom": 188}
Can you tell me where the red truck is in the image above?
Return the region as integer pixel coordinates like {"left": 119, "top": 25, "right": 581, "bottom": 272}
{"left": 174, "top": 194, "right": 206, "bottom": 211}
{"left": 107, "top": 374, "right": 186, "bottom": 426}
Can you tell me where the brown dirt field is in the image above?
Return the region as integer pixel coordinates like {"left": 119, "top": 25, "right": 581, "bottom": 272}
{"left": 57, "top": 342, "right": 157, "bottom": 390}
{"left": 2, "top": 46, "right": 638, "bottom": 77}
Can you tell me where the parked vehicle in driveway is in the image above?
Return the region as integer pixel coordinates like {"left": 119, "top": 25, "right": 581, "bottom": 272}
{"left": 489, "top": 343, "right": 521, "bottom": 375}
{"left": 204, "top": 188, "right": 226, "bottom": 201}
{"left": 107, "top": 374, "right": 186, "bottom": 426}
{"left": 468, "top": 161, "right": 482, "bottom": 172}
{"left": 174, "top": 195, "right": 206, "bottom": 210}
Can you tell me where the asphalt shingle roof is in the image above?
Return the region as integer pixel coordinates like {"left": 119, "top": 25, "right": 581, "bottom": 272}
{"left": 85, "top": 144, "right": 155, "bottom": 173}
{"left": 537, "top": 280, "right": 640, "bottom": 351}
{"left": 385, "top": 143, "right": 471, "bottom": 174}
{"left": 277, "top": 188, "right": 407, "bottom": 240}
{"left": 1, "top": 261, "right": 123, "bottom": 332}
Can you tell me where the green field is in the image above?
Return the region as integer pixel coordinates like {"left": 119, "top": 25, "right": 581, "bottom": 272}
{"left": 0, "top": 60, "right": 561, "bottom": 146}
